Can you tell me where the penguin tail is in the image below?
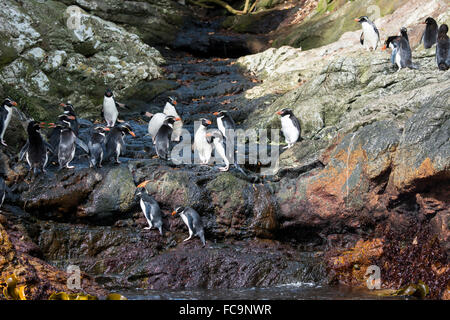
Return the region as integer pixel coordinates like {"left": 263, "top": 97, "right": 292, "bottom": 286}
{"left": 438, "top": 63, "right": 449, "bottom": 71}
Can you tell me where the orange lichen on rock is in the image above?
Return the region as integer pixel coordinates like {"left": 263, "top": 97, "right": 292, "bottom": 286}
{"left": 393, "top": 157, "right": 437, "bottom": 191}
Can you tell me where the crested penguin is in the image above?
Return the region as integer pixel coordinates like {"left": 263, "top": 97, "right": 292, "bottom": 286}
{"left": 396, "top": 27, "right": 418, "bottom": 71}
{"left": 436, "top": 24, "right": 450, "bottom": 71}
{"left": 57, "top": 115, "right": 78, "bottom": 170}
{"left": 421, "top": 17, "right": 438, "bottom": 49}
{"left": 194, "top": 118, "right": 213, "bottom": 165}
{"left": 276, "top": 108, "right": 301, "bottom": 149}
{"left": 355, "top": 16, "right": 379, "bottom": 51}
{"left": 147, "top": 112, "right": 166, "bottom": 144}
{"left": 163, "top": 97, "right": 183, "bottom": 142}
{"left": 48, "top": 103, "right": 79, "bottom": 154}
{"left": 88, "top": 126, "right": 109, "bottom": 168}
{"left": 135, "top": 181, "right": 164, "bottom": 235}
{"left": 104, "top": 123, "right": 136, "bottom": 164}
{"left": 19, "top": 121, "right": 53, "bottom": 175}
{"left": 103, "top": 88, "right": 119, "bottom": 127}
{"left": 172, "top": 206, "right": 205, "bottom": 246}
{"left": 206, "top": 129, "right": 229, "bottom": 172}
{"left": 0, "top": 98, "right": 18, "bottom": 147}
{"left": 382, "top": 35, "right": 401, "bottom": 66}
{"left": 60, "top": 103, "right": 79, "bottom": 136}
{"left": 0, "top": 177, "right": 6, "bottom": 208}
{"left": 155, "top": 115, "right": 176, "bottom": 160}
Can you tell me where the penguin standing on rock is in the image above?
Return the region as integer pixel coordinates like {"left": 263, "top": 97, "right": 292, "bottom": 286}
{"left": 163, "top": 97, "right": 183, "bottom": 142}
{"left": 60, "top": 103, "right": 79, "bottom": 136}
{"left": 194, "top": 118, "right": 213, "bottom": 165}
{"left": 104, "top": 123, "right": 136, "bottom": 164}
{"left": 421, "top": 17, "right": 438, "bottom": 49}
{"left": 102, "top": 89, "right": 129, "bottom": 127}
{"left": 206, "top": 130, "right": 229, "bottom": 172}
{"left": 0, "top": 98, "right": 18, "bottom": 147}
{"left": 19, "top": 121, "right": 53, "bottom": 175}
{"left": 155, "top": 115, "right": 178, "bottom": 160}
{"left": 146, "top": 112, "right": 166, "bottom": 144}
{"left": 136, "top": 180, "right": 164, "bottom": 235}
{"left": 276, "top": 108, "right": 301, "bottom": 149}
{"left": 396, "top": 27, "right": 419, "bottom": 71}
{"left": 355, "top": 16, "right": 379, "bottom": 51}
{"left": 57, "top": 115, "right": 78, "bottom": 170}
{"left": 436, "top": 24, "right": 450, "bottom": 71}
{"left": 172, "top": 206, "right": 205, "bottom": 246}
{"left": 382, "top": 36, "right": 401, "bottom": 67}
{"left": 88, "top": 126, "right": 109, "bottom": 168}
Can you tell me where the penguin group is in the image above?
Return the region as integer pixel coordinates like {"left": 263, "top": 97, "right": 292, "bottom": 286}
{"left": 356, "top": 15, "right": 449, "bottom": 71}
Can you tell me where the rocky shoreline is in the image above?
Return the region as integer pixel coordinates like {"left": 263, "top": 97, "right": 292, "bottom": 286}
{"left": 0, "top": 0, "right": 449, "bottom": 300}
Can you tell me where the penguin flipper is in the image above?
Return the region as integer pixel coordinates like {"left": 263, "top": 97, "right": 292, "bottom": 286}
{"left": 19, "top": 142, "right": 29, "bottom": 161}
{"left": 44, "top": 142, "right": 55, "bottom": 154}
{"left": 360, "top": 32, "right": 364, "bottom": 45}
{"left": 115, "top": 102, "right": 130, "bottom": 110}
{"left": 75, "top": 138, "right": 89, "bottom": 154}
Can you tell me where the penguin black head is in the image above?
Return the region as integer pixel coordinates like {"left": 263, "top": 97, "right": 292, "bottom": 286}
{"left": 424, "top": 17, "right": 437, "bottom": 26}
{"left": 355, "top": 16, "right": 369, "bottom": 23}
{"left": 60, "top": 102, "right": 76, "bottom": 116}
{"left": 205, "top": 130, "right": 222, "bottom": 144}
{"left": 93, "top": 126, "right": 110, "bottom": 135}
{"left": 27, "top": 121, "right": 43, "bottom": 133}
{"left": 382, "top": 36, "right": 401, "bottom": 50}
{"left": 213, "top": 110, "right": 227, "bottom": 118}
{"left": 2, "top": 98, "right": 18, "bottom": 108}
{"left": 105, "top": 88, "right": 113, "bottom": 98}
{"left": 168, "top": 96, "right": 178, "bottom": 105}
{"left": 118, "top": 124, "right": 136, "bottom": 137}
{"left": 58, "top": 114, "right": 76, "bottom": 128}
{"left": 276, "top": 108, "right": 294, "bottom": 117}
{"left": 200, "top": 118, "right": 212, "bottom": 127}
{"left": 172, "top": 206, "right": 185, "bottom": 216}
{"left": 438, "top": 24, "right": 449, "bottom": 36}
{"left": 400, "top": 27, "right": 408, "bottom": 37}
{"left": 163, "top": 115, "right": 177, "bottom": 126}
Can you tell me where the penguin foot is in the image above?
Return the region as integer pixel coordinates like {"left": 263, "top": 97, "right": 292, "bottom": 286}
{"left": 144, "top": 227, "right": 151, "bottom": 230}
{"left": 183, "top": 237, "right": 192, "bottom": 242}
{"left": 219, "top": 166, "right": 229, "bottom": 172}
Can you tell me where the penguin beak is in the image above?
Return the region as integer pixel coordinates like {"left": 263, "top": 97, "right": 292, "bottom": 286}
{"left": 129, "top": 131, "right": 136, "bottom": 137}
{"left": 206, "top": 132, "right": 212, "bottom": 137}
{"left": 60, "top": 103, "right": 66, "bottom": 107}
{"left": 137, "top": 180, "right": 150, "bottom": 188}
{"left": 381, "top": 45, "right": 387, "bottom": 51}
{"left": 175, "top": 117, "right": 181, "bottom": 121}
{"left": 67, "top": 115, "right": 76, "bottom": 120}
{"left": 11, "top": 101, "right": 17, "bottom": 106}
{"left": 103, "top": 127, "right": 110, "bottom": 131}
{"left": 171, "top": 211, "right": 177, "bottom": 216}
{"left": 354, "top": 18, "right": 360, "bottom": 22}
{"left": 213, "top": 112, "right": 219, "bottom": 116}
{"left": 206, "top": 120, "right": 212, "bottom": 125}
{"left": 276, "top": 111, "right": 282, "bottom": 115}
{"left": 144, "top": 112, "right": 153, "bottom": 118}
{"left": 172, "top": 100, "right": 177, "bottom": 105}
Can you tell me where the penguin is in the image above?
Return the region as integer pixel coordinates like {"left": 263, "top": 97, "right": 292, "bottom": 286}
{"left": 0, "top": 177, "right": 6, "bottom": 208}
{"left": 355, "top": 16, "right": 379, "bottom": 51}
{"left": 205, "top": 129, "right": 229, "bottom": 172}
{"left": 104, "top": 123, "right": 136, "bottom": 164}
{"left": 60, "top": 103, "right": 79, "bottom": 136}
{"left": 276, "top": 108, "right": 301, "bottom": 149}
{"left": 0, "top": 98, "right": 18, "bottom": 147}
{"left": 171, "top": 206, "right": 205, "bottom": 246}
{"left": 382, "top": 36, "right": 401, "bottom": 66}
{"left": 193, "top": 118, "right": 213, "bottom": 165}
{"left": 88, "top": 126, "right": 109, "bottom": 168}
{"left": 147, "top": 112, "right": 166, "bottom": 144}
{"left": 213, "top": 110, "right": 236, "bottom": 140}
{"left": 19, "top": 121, "right": 53, "bottom": 175}
{"left": 396, "top": 27, "right": 419, "bottom": 71}
{"left": 103, "top": 88, "right": 129, "bottom": 127}
{"left": 421, "top": 17, "right": 438, "bottom": 49}
{"left": 155, "top": 115, "right": 176, "bottom": 160}
{"left": 135, "top": 181, "right": 164, "bottom": 235}
{"left": 163, "top": 97, "right": 183, "bottom": 142}
{"left": 436, "top": 24, "right": 450, "bottom": 71}
{"left": 57, "top": 115, "right": 78, "bottom": 170}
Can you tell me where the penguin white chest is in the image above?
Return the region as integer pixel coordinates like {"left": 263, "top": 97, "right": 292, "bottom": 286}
{"left": 103, "top": 97, "right": 118, "bottom": 126}
{"left": 281, "top": 115, "right": 299, "bottom": 144}
{"left": 140, "top": 199, "right": 148, "bottom": 215}
{"left": 180, "top": 213, "right": 189, "bottom": 229}
{"left": 195, "top": 128, "right": 213, "bottom": 163}
{"left": 361, "top": 22, "right": 378, "bottom": 49}
{"left": 1, "top": 106, "right": 12, "bottom": 139}
{"left": 217, "top": 117, "right": 226, "bottom": 137}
